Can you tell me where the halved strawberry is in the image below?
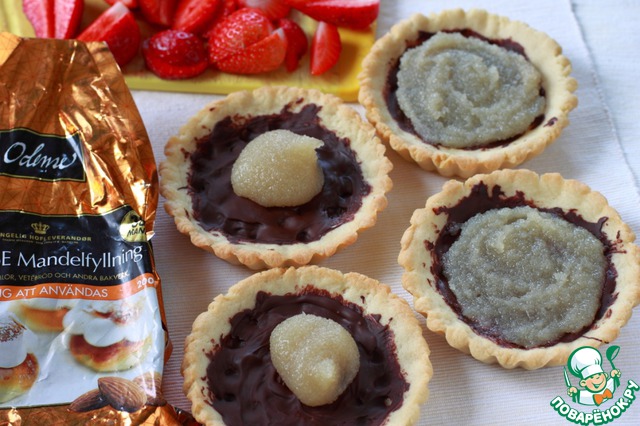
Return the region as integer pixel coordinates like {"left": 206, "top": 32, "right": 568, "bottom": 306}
{"left": 54, "top": 0, "right": 84, "bottom": 39}
{"left": 139, "top": 0, "right": 178, "bottom": 27}
{"left": 277, "top": 18, "right": 307, "bottom": 72}
{"left": 23, "top": 0, "right": 84, "bottom": 39}
{"left": 201, "top": 0, "right": 239, "bottom": 39}
{"left": 207, "top": 7, "right": 274, "bottom": 65}
{"left": 104, "top": 0, "right": 139, "bottom": 8}
{"left": 215, "top": 28, "right": 287, "bottom": 74}
{"left": 238, "top": 0, "right": 290, "bottom": 21}
{"left": 289, "top": 0, "right": 379, "bottom": 30}
{"left": 173, "top": 0, "right": 221, "bottom": 35}
{"left": 310, "top": 21, "right": 340, "bottom": 75}
{"left": 143, "top": 30, "right": 208, "bottom": 79}
{"left": 77, "top": 2, "right": 141, "bottom": 67}
{"left": 23, "top": 0, "right": 55, "bottom": 38}
{"left": 281, "top": 0, "right": 307, "bottom": 8}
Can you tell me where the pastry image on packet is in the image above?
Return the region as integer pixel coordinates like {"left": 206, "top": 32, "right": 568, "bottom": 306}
{"left": 0, "top": 33, "right": 194, "bottom": 424}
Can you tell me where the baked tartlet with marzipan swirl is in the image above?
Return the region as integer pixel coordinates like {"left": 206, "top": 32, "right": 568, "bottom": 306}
{"left": 359, "top": 9, "right": 578, "bottom": 177}
{"left": 399, "top": 169, "right": 640, "bottom": 369}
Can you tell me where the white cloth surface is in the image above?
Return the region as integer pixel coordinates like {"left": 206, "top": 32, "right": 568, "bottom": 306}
{"left": 131, "top": 0, "right": 640, "bottom": 424}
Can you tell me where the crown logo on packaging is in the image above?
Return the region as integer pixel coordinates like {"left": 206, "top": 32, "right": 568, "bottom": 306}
{"left": 31, "top": 222, "right": 50, "bottom": 235}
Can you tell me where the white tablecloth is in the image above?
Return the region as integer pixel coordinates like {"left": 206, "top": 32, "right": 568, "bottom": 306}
{"left": 132, "top": 1, "right": 640, "bottom": 424}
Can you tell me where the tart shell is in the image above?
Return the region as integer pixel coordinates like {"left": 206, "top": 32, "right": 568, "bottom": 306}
{"left": 358, "top": 9, "right": 578, "bottom": 178}
{"left": 399, "top": 169, "right": 640, "bottom": 369}
{"left": 182, "top": 266, "right": 432, "bottom": 426}
{"left": 160, "top": 86, "right": 393, "bottom": 270}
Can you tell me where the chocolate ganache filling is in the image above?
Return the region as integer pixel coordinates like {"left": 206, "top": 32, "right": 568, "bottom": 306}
{"left": 205, "top": 290, "right": 408, "bottom": 426}
{"left": 188, "top": 102, "right": 370, "bottom": 244}
{"left": 385, "top": 29, "right": 546, "bottom": 149}
{"left": 429, "top": 182, "right": 619, "bottom": 349}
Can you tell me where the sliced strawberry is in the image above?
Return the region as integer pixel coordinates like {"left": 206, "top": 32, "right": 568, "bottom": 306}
{"left": 277, "top": 18, "right": 307, "bottom": 72}
{"left": 54, "top": 0, "right": 84, "bottom": 39}
{"left": 310, "top": 21, "right": 340, "bottom": 75}
{"left": 201, "top": 0, "right": 239, "bottom": 39}
{"left": 23, "top": 0, "right": 55, "bottom": 38}
{"left": 207, "top": 7, "right": 274, "bottom": 65}
{"left": 173, "top": 0, "right": 221, "bottom": 35}
{"left": 139, "top": 0, "right": 178, "bottom": 27}
{"left": 104, "top": 0, "right": 139, "bottom": 8}
{"left": 290, "top": 0, "right": 379, "bottom": 30}
{"left": 215, "top": 28, "right": 286, "bottom": 74}
{"left": 143, "top": 30, "right": 208, "bottom": 79}
{"left": 238, "top": 0, "right": 290, "bottom": 21}
{"left": 77, "top": 2, "right": 141, "bottom": 67}
{"left": 23, "top": 0, "right": 84, "bottom": 40}
{"left": 282, "top": 0, "right": 307, "bottom": 8}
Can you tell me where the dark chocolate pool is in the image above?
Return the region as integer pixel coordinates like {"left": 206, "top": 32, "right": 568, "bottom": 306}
{"left": 187, "top": 102, "right": 370, "bottom": 245}
{"left": 205, "top": 289, "right": 408, "bottom": 425}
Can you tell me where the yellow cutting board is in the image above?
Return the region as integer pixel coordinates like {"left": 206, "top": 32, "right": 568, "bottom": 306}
{"left": 1, "top": 0, "right": 376, "bottom": 101}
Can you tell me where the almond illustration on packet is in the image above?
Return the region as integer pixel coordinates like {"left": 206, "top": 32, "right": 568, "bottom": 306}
{"left": 69, "top": 377, "right": 146, "bottom": 414}
{"left": 68, "top": 389, "right": 108, "bottom": 413}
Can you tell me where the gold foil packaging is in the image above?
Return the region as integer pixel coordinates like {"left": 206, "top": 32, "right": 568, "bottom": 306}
{"left": 0, "top": 33, "right": 192, "bottom": 425}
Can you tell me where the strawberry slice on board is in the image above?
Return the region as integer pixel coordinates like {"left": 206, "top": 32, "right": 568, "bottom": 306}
{"left": 22, "top": 0, "right": 55, "bottom": 38}
{"left": 172, "top": 0, "right": 222, "bottom": 35}
{"left": 54, "top": 0, "right": 84, "bottom": 39}
{"left": 281, "top": 0, "right": 308, "bottom": 8}
{"left": 310, "top": 21, "right": 341, "bottom": 75}
{"left": 142, "top": 29, "right": 209, "bottom": 79}
{"left": 23, "top": 0, "right": 85, "bottom": 40}
{"left": 139, "top": 0, "right": 178, "bottom": 27}
{"left": 104, "top": 0, "right": 139, "bottom": 8}
{"left": 207, "top": 7, "right": 274, "bottom": 65}
{"left": 201, "top": 0, "right": 239, "bottom": 39}
{"left": 237, "top": 0, "right": 291, "bottom": 21}
{"left": 215, "top": 27, "right": 287, "bottom": 74}
{"left": 77, "top": 2, "right": 142, "bottom": 67}
{"left": 277, "top": 18, "right": 307, "bottom": 72}
{"left": 288, "top": 0, "right": 379, "bottom": 30}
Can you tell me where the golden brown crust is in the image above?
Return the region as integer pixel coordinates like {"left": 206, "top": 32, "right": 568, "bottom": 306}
{"left": 182, "top": 266, "right": 432, "bottom": 426}
{"left": 0, "top": 354, "right": 39, "bottom": 403}
{"left": 358, "top": 9, "right": 578, "bottom": 178}
{"left": 399, "top": 169, "right": 640, "bottom": 369}
{"left": 68, "top": 335, "right": 153, "bottom": 372}
{"left": 11, "top": 304, "right": 70, "bottom": 333}
{"left": 160, "top": 86, "right": 393, "bottom": 270}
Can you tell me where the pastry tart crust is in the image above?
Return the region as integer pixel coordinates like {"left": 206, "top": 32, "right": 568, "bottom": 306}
{"left": 358, "top": 9, "right": 578, "bottom": 178}
{"left": 160, "top": 86, "right": 392, "bottom": 269}
{"left": 399, "top": 169, "right": 640, "bottom": 369}
{"left": 182, "top": 266, "right": 432, "bottom": 426}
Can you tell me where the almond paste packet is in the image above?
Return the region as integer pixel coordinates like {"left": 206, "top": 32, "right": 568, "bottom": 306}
{"left": 0, "top": 33, "right": 196, "bottom": 425}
